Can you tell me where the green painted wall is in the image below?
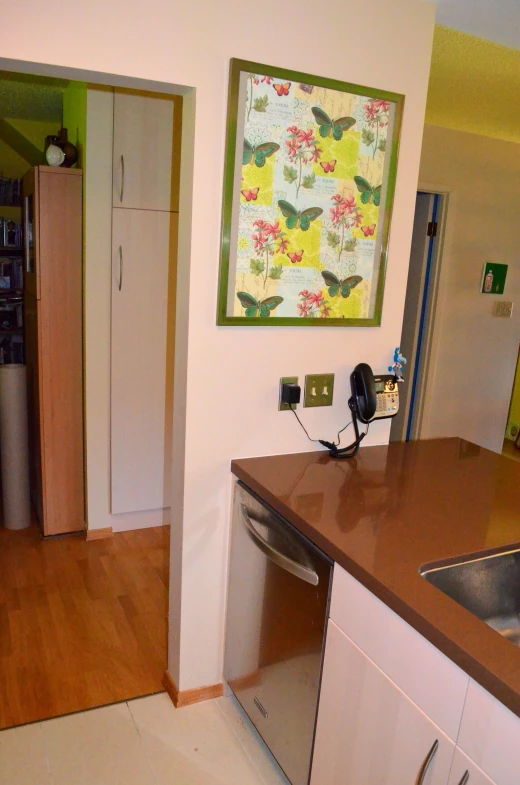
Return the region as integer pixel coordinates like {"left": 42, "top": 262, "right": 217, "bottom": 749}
{"left": 62, "top": 81, "right": 87, "bottom": 169}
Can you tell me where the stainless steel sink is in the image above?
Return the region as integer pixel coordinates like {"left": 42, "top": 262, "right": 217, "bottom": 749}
{"left": 421, "top": 547, "right": 520, "bottom": 647}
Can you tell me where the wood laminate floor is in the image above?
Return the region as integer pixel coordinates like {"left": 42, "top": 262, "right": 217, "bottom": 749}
{"left": 502, "top": 438, "right": 520, "bottom": 463}
{"left": 0, "top": 522, "right": 169, "bottom": 730}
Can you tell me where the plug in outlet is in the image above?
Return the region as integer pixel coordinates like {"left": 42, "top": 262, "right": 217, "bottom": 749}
{"left": 304, "top": 374, "right": 334, "bottom": 407}
{"left": 279, "top": 376, "right": 299, "bottom": 411}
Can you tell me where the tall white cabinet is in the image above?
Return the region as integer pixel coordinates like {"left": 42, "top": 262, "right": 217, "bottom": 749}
{"left": 110, "top": 89, "right": 180, "bottom": 516}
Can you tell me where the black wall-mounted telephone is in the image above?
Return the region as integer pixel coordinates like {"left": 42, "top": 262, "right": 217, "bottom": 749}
{"left": 350, "top": 363, "right": 400, "bottom": 424}
{"left": 323, "top": 363, "right": 400, "bottom": 460}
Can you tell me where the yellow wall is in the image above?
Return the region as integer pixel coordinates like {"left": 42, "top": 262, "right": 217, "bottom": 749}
{"left": 507, "top": 351, "right": 520, "bottom": 437}
{"left": 62, "top": 82, "right": 87, "bottom": 168}
{"left": 426, "top": 26, "right": 520, "bottom": 143}
{"left": 0, "top": 119, "right": 61, "bottom": 179}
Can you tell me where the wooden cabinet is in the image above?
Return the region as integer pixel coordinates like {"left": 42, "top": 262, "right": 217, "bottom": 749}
{"left": 110, "top": 208, "right": 176, "bottom": 514}
{"left": 112, "top": 89, "right": 179, "bottom": 212}
{"left": 23, "top": 166, "right": 84, "bottom": 535}
{"left": 448, "top": 749, "right": 496, "bottom": 785}
{"left": 311, "top": 620, "right": 455, "bottom": 785}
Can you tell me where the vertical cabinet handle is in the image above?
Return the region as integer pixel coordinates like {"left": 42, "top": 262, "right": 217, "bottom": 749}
{"left": 118, "top": 245, "right": 123, "bottom": 291}
{"left": 415, "top": 740, "right": 439, "bottom": 785}
{"left": 120, "top": 154, "right": 125, "bottom": 203}
{"left": 457, "top": 772, "right": 469, "bottom": 785}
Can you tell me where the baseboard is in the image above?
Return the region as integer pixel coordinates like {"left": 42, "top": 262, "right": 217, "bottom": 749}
{"left": 85, "top": 526, "right": 113, "bottom": 541}
{"left": 163, "top": 670, "right": 223, "bottom": 708}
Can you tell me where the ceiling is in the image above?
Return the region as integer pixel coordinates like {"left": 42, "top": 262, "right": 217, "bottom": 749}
{"left": 434, "top": 0, "right": 520, "bottom": 50}
{"left": 0, "top": 71, "right": 67, "bottom": 121}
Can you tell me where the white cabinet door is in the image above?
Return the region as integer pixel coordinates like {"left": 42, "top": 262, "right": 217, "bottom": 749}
{"left": 113, "top": 89, "right": 174, "bottom": 211}
{"left": 457, "top": 680, "right": 520, "bottom": 785}
{"left": 311, "top": 620, "right": 455, "bottom": 785}
{"left": 448, "top": 749, "right": 496, "bottom": 785}
{"left": 110, "top": 208, "right": 175, "bottom": 514}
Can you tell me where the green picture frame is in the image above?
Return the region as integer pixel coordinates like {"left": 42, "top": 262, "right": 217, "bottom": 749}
{"left": 217, "top": 58, "right": 404, "bottom": 327}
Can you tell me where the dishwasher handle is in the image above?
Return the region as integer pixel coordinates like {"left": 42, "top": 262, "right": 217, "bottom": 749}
{"left": 240, "top": 504, "right": 319, "bottom": 586}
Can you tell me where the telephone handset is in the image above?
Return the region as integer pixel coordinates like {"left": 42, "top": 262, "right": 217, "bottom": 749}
{"left": 350, "top": 363, "right": 399, "bottom": 424}
{"left": 317, "top": 362, "right": 400, "bottom": 460}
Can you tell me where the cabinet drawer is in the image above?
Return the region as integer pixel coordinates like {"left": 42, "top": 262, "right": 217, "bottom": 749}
{"left": 330, "top": 564, "right": 468, "bottom": 739}
{"left": 457, "top": 680, "right": 520, "bottom": 785}
{"left": 448, "top": 748, "right": 496, "bottom": 785}
{"left": 311, "top": 621, "right": 455, "bottom": 785}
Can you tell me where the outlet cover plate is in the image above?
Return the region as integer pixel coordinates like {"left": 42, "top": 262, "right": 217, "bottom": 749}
{"left": 304, "top": 373, "right": 334, "bottom": 408}
{"left": 279, "top": 376, "right": 299, "bottom": 411}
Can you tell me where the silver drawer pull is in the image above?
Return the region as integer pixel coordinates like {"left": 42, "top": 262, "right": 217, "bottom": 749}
{"left": 457, "top": 772, "right": 469, "bottom": 785}
{"left": 415, "top": 740, "right": 439, "bottom": 785}
{"left": 118, "top": 245, "right": 123, "bottom": 291}
{"left": 120, "top": 154, "right": 125, "bottom": 202}
{"left": 240, "top": 504, "right": 318, "bottom": 586}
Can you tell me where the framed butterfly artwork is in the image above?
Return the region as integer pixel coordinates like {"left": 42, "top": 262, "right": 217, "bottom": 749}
{"left": 217, "top": 58, "right": 404, "bottom": 326}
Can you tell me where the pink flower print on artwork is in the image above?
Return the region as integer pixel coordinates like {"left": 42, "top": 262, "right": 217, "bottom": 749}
{"left": 264, "top": 221, "right": 281, "bottom": 239}
{"left": 364, "top": 101, "right": 378, "bottom": 122}
{"left": 297, "top": 301, "right": 311, "bottom": 317}
{"left": 308, "top": 291, "right": 325, "bottom": 307}
{"left": 276, "top": 236, "right": 289, "bottom": 254}
{"left": 320, "top": 305, "right": 331, "bottom": 318}
{"left": 374, "top": 99, "right": 391, "bottom": 112}
{"left": 287, "top": 125, "right": 299, "bottom": 135}
{"left": 299, "top": 289, "right": 311, "bottom": 299}
{"left": 297, "top": 128, "right": 314, "bottom": 147}
{"left": 252, "top": 232, "right": 267, "bottom": 252}
{"left": 309, "top": 145, "right": 322, "bottom": 163}
{"left": 285, "top": 137, "right": 299, "bottom": 160}
{"left": 261, "top": 76, "right": 273, "bottom": 84}
{"left": 253, "top": 219, "right": 266, "bottom": 230}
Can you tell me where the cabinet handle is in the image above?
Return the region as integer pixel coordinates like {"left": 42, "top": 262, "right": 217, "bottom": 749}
{"left": 456, "top": 772, "right": 469, "bottom": 785}
{"left": 118, "top": 245, "right": 123, "bottom": 291}
{"left": 120, "top": 154, "right": 125, "bottom": 203}
{"left": 415, "top": 740, "right": 439, "bottom": 785}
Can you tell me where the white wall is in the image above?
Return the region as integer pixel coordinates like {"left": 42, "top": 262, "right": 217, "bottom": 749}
{"left": 2, "top": 0, "right": 435, "bottom": 691}
{"left": 419, "top": 125, "right": 520, "bottom": 452}
{"left": 84, "top": 85, "right": 169, "bottom": 533}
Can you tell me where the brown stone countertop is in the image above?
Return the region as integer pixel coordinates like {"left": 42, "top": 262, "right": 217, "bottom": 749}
{"left": 231, "top": 437, "right": 520, "bottom": 719}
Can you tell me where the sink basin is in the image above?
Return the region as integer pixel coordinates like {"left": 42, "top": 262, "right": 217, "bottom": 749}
{"left": 421, "top": 547, "right": 520, "bottom": 647}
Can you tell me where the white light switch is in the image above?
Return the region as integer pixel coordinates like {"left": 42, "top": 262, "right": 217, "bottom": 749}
{"left": 492, "top": 301, "right": 513, "bottom": 318}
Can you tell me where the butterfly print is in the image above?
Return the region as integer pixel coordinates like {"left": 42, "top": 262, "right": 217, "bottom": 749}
{"left": 361, "top": 224, "right": 376, "bottom": 236}
{"left": 320, "top": 160, "right": 336, "bottom": 174}
{"left": 273, "top": 82, "right": 291, "bottom": 96}
{"left": 241, "top": 187, "right": 259, "bottom": 202}
{"left": 288, "top": 250, "right": 304, "bottom": 264}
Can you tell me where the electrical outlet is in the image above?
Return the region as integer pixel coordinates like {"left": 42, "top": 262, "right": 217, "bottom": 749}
{"left": 304, "top": 374, "right": 334, "bottom": 408}
{"left": 492, "top": 301, "right": 513, "bottom": 318}
{"left": 279, "top": 376, "right": 298, "bottom": 411}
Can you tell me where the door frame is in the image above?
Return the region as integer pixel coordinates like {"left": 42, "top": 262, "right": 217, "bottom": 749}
{"left": 396, "top": 182, "right": 455, "bottom": 441}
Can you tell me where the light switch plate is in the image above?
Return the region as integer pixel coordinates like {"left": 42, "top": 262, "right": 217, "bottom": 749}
{"left": 279, "top": 376, "right": 299, "bottom": 411}
{"left": 304, "top": 374, "right": 334, "bottom": 407}
{"left": 492, "top": 301, "right": 513, "bottom": 318}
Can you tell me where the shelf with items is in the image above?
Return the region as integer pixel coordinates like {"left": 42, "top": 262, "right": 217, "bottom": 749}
{"left": 0, "top": 220, "right": 24, "bottom": 365}
{"left": 0, "top": 175, "right": 22, "bottom": 207}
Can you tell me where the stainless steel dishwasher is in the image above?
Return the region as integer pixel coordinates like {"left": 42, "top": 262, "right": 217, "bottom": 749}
{"left": 224, "top": 481, "right": 332, "bottom": 785}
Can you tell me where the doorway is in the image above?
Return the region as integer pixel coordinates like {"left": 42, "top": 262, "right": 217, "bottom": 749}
{"left": 390, "top": 190, "right": 445, "bottom": 442}
{"left": 0, "top": 67, "right": 183, "bottom": 729}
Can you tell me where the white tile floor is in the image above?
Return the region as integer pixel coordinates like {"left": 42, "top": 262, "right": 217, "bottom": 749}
{"left": 0, "top": 693, "right": 290, "bottom": 785}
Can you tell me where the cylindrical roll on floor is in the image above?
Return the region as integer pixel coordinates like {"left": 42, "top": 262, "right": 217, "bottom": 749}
{"left": 0, "top": 364, "right": 31, "bottom": 530}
